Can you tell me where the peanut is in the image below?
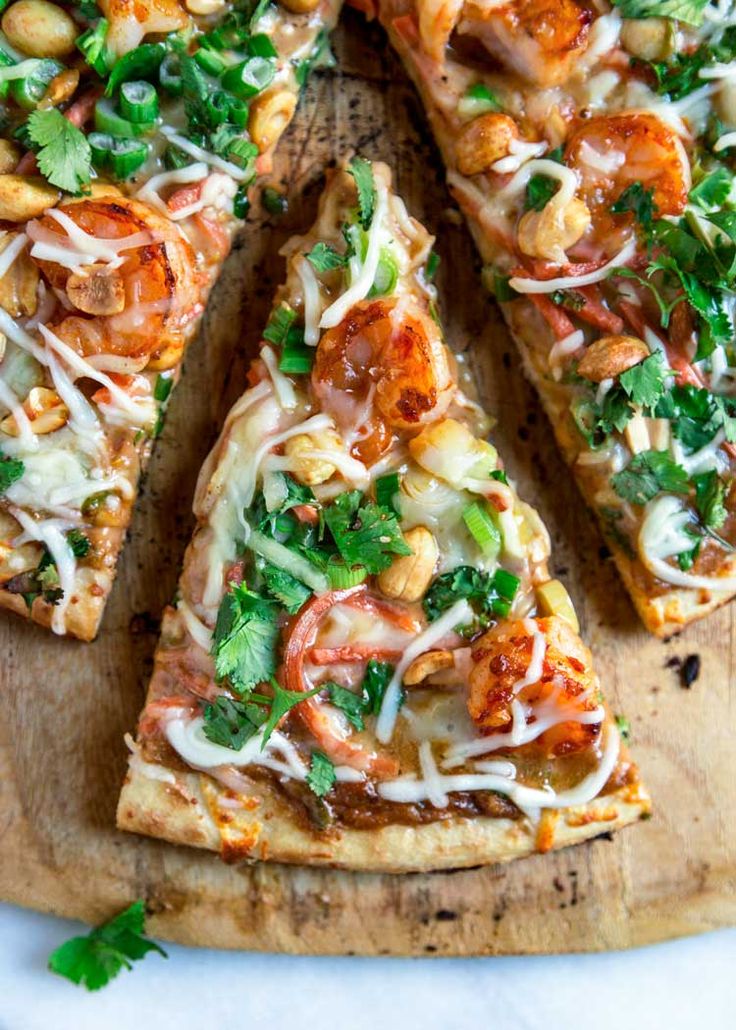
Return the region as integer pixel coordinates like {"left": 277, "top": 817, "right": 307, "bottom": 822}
{"left": 577, "top": 335, "right": 649, "bottom": 383}
{"left": 376, "top": 525, "right": 438, "bottom": 603}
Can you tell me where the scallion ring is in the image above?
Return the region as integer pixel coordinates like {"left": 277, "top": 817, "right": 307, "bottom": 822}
{"left": 119, "top": 80, "right": 158, "bottom": 124}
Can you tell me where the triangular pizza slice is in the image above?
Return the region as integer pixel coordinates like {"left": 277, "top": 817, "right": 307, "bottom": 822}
{"left": 373, "top": 0, "right": 736, "bottom": 637}
{"left": 117, "top": 161, "right": 649, "bottom": 871}
{"left": 0, "top": 0, "right": 342, "bottom": 639}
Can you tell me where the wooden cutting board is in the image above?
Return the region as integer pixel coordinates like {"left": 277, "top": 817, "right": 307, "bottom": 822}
{"left": 1, "top": 16, "right": 734, "bottom": 956}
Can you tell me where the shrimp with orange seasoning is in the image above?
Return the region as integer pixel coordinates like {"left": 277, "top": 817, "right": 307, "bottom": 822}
{"left": 468, "top": 616, "right": 602, "bottom": 758}
{"left": 98, "top": 0, "right": 188, "bottom": 57}
{"left": 312, "top": 297, "right": 454, "bottom": 465}
{"left": 29, "top": 195, "right": 200, "bottom": 366}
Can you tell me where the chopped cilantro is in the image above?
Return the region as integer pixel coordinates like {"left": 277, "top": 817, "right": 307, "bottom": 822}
{"left": 259, "top": 561, "right": 311, "bottom": 614}
{"left": 306, "top": 242, "right": 348, "bottom": 273}
{"left": 347, "top": 156, "right": 376, "bottom": 229}
{"left": 655, "top": 384, "right": 729, "bottom": 453}
{"left": 610, "top": 181, "right": 658, "bottom": 237}
{"left": 306, "top": 750, "right": 336, "bottom": 797}
{"left": 67, "top": 529, "right": 91, "bottom": 559}
{"left": 490, "top": 469, "right": 509, "bottom": 485}
{"left": 612, "top": 0, "right": 708, "bottom": 24}
{"left": 260, "top": 677, "right": 320, "bottom": 745}
{"left": 551, "top": 289, "right": 586, "bottom": 312}
{"left": 326, "top": 682, "right": 367, "bottom": 731}
{"left": 692, "top": 470, "right": 728, "bottom": 531}
{"left": 0, "top": 452, "right": 24, "bottom": 493}
{"left": 690, "top": 166, "right": 733, "bottom": 209}
{"left": 322, "top": 490, "right": 411, "bottom": 575}
{"left": 211, "top": 583, "right": 279, "bottom": 693}
{"left": 202, "top": 695, "right": 264, "bottom": 750}
{"left": 525, "top": 174, "right": 558, "bottom": 212}
{"left": 361, "top": 659, "right": 394, "bottom": 715}
{"left": 611, "top": 450, "right": 689, "bottom": 506}
{"left": 48, "top": 900, "right": 166, "bottom": 991}
{"left": 619, "top": 351, "right": 669, "bottom": 409}
{"left": 26, "top": 110, "right": 91, "bottom": 194}
{"left": 423, "top": 565, "right": 520, "bottom": 627}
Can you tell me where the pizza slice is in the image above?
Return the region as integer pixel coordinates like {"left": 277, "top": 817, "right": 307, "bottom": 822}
{"left": 117, "top": 161, "right": 649, "bottom": 872}
{"left": 0, "top": 0, "right": 341, "bottom": 639}
{"left": 373, "top": 0, "right": 736, "bottom": 637}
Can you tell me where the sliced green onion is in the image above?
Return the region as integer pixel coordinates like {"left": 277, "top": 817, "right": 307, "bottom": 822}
{"left": 95, "top": 97, "right": 153, "bottom": 138}
{"left": 375, "top": 472, "right": 400, "bottom": 514}
{"left": 248, "top": 529, "right": 329, "bottom": 593}
{"left": 9, "top": 58, "right": 63, "bottom": 109}
{"left": 425, "top": 250, "right": 439, "bottom": 281}
{"left": 105, "top": 41, "right": 165, "bottom": 96}
{"left": 221, "top": 56, "right": 275, "bottom": 99}
{"left": 193, "top": 47, "right": 225, "bottom": 77}
{"left": 158, "top": 52, "right": 182, "bottom": 96}
{"left": 163, "top": 144, "right": 191, "bottom": 171}
{"left": 205, "top": 89, "right": 232, "bottom": 126}
{"left": 89, "top": 132, "right": 148, "bottom": 179}
{"left": 462, "top": 501, "right": 502, "bottom": 558}
{"left": 492, "top": 568, "right": 520, "bottom": 612}
{"left": 249, "top": 33, "right": 277, "bottom": 58}
{"left": 263, "top": 186, "right": 286, "bottom": 215}
{"left": 119, "top": 80, "right": 158, "bottom": 123}
{"left": 457, "top": 82, "right": 502, "bottom": 121}
{"left": 369, "top": 249, "right": 399, "bottom": 298}
{"left": 76, "top": 18, "right": 110, "bottom": 77}
{"left": 326, "top": 557, "right": 368, "bottom": 589}
{"left": 278, "top": 339, "right": 315, "bottom": 375}
{"left": 227, "top": 96, "right": 249, "bottom": 129}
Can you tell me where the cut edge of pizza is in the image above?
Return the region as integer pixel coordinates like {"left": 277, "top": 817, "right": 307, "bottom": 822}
{"left": 373, "top": 0, "right": 736, "bottom": 638}
{"left": 0, "top": 0, "right": 342, "bottom": 641}
{"left": 117, "top": 160, "right": 650, "bottom": 873}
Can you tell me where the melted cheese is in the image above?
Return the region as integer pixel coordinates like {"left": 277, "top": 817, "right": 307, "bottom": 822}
{"left": 296, "top": 254, "right": 322, "bottom": 346}
{"left": 638, "top": 495, "right": 736, "bottom": 591}
{"left": 509, "top": 238, "right": 637, "bottom": 294}
{"left": 136, "top": 162, "right": 209, "bottom": 218}
{"left": 0, "top": 232, "right": 28, "bottom": 280}
{"left": 10, "top": 507, "right": 77, "bottom": 634}
{"left": 375, "top": 599, "right": 474, "bottom": 744}
{"left": 260, "top": 345, "right": 298, "bottom": 411}
{"left": 160, "top": 127, "right": 249, "bottom": 181}
{"left": 491, "top": 139, "right": 546, "bottom": 175}
{"left": 549, "top": 330, "right": 585, "bottom": 379}
{"left": 177, "top": 599, "right": 214, "bottom": 651}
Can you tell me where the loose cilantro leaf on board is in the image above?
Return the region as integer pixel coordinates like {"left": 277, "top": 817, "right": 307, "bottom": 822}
{"left": 211, "top": 583, "right": 279, "bottom": 692}
{"left": 306, "top": 750, "right": 336, "bottom": 797}
{"left": 423, "top": 565, "right": 520, "bottom": 626}
{"left": 692, "top": 470, "right": 728, "bottom": 530}
{"left": 619, "top": 351, "right": 669, "bottom": 409}
{"left": 259, "top": 561, "right": 311, "bottom": 614}
{"left": 0, "top": 452, "right": 24, "bottom": 493}
{"left": 26, "top": 110, "right": 92, "bottom": 194}
{"left": 202, "top": 695, "right": 265, "bottom": 749}
{"left": 348, "top": 156, "right": 376, "bottom": 229}
{"left": 48, "top": 900, "right": 166, "bottom": 991}
{"left": 689, "top": 166, "right": 733, "bottom": 209}
{"left": 322, "top": 490, "right": 411, "bottom": 575}
{"left": 326, "top": 682, "right": 367, "bottom": 731}
{"left": 610, "top": 181, "right": 658, "bottom": 237}
{"left": 260, "top": 677, "right": 320, "bottom": 745}
{"left": 361, "top": 659, "right": 394, "bottom": 716}
{"left": 611, "top": 450, "right": 689, "bottom": 506}
{"left": 306, "top": 242, "right": 348, "bottom": 272}
{"left": 525, "top": 174, "right": 558, "bottom": 212}
{"left": 611, "top": 0, "right": 708, "bottom": 26}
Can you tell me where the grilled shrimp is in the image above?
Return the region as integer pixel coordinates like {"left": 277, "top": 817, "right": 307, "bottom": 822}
{"left": 565, "top": 112, "right": 690, "bottom": 244}
{"left": 468, "top": 616, "right": 601, "bottom": 757}
{"left": 98, "top": 0, "right": 188, "bottom": 57}
{"left": 31, "top": 196, "right": 199, "bottom": 363}
{"left": 312, "top": 297, "right": 454, "bottom": 465}
{"left": 456, "top": 0, "right": 593, "bottom": 87}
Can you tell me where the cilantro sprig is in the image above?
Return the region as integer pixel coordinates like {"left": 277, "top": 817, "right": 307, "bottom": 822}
{"left": 612, "top": 0, "right": 709, "bottom": 27}
{"left": 0, "top": 452, "right": 24, "bottom": 494}
{"left": 612, "top": 450, "right": 689, "bottom": 506}
{"left": 306, "top": 750, "right": 336, "bottom": 796}
{"left": 211, "top": 583, "right": 279, "bottom": 693}
{"left": 347, "top": 156, "right": 376, "bottom": 229}
{"left": 26, "top": 110, "right": 92, "bottom": 194}
{"left": 322, "top": 490, "right": 411, "bottom": 574}
{"left": 423, "top": 565, "right": 520, "bottom": 630}
{"left": 48, "top": 901, "right": 166, "bottom": 991}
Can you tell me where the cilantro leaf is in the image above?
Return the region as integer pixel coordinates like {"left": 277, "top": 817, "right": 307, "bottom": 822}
{"left": 306, "top": 242, "right": 348, "bottom": 273}
{"left": 66, "top": 529, "right": 91, "bottom": 558}
{"left": 26, "top": 110, "right": 91, "bottom": 194}
{"left": 326, "top": 682, "right": 366, "bottom": 731}
{"left": 260, "top": 677, "right": 319, "bottom": 745}
{"left": 611, "top": 450, "right": 689, "bottom": 506}
{"left": 260, "top": 561, "right": 311, "bottom": 614}
{"left": 619, "top": 351, "right": 669, "bottom": 409}
{"left": 615, "top": 713, "right": 631, "bottom": 742}
{"left": 347, "top": 156, "right": 376, "bottom": 229}
{"left": 611, "top": 0, "right": 708, "bottom": 27}
{"left": 360, "top": 659, "right": 394, "bottom": 716}
{"left": 423, "top": 565, "right": 520, "bottom": 626}
{"left": 693, "top": 470, "right": 728, "bottom": 530}
{"left": 306, "top": 750, "right": 336, "bottom": 797}
{"left": 655, "top": 384, "right": 725, "bottom": 452}
{"left": 211, "top": 584, "right": 279, "bottom": 692}
{"left": 48, "top": 900, "right": 166, "bottom": 991}
{"left": 322, "top": 490, "right": 411, "bottom": 575}
{"left": 610, "top": 181, "right": 658, "bottom": 237}
{"left": 0, "top": 452, "right": 24, "bottom": 493}
{"left": 525, "top": 174, "right": 558, "bottom": 212}
{"left": 202, "top": 695, "right": 265, "bottom": 750}
{"left": 690, "top": 167, "right": 733, "bottom": 209}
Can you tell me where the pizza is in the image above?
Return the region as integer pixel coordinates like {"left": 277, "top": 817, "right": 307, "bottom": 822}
{"left": 117, "top": 160, "right": 649, "bottom": 872}
{"left": 0, "top": 0, "right": 341, "bottom": 640}
{"left": 372, "top": 0, "right": 736, "bottom": 637}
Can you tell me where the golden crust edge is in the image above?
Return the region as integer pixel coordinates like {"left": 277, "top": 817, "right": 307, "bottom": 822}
{"left": 116, "top": 763, "right": 651, "bottom": 874}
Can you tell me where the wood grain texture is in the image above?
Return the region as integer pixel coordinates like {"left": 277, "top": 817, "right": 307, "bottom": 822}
{"left": 1, "top": 16, "right": 734, "bottom": 955}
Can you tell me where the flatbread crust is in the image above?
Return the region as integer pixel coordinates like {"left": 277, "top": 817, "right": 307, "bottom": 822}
{"left": 376, "top": 0, "right": 736, "bottom": 638}
{"left": 117, "top": 759, "right": 649, "bottom": 872}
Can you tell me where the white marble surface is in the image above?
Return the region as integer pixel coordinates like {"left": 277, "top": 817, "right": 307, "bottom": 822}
{"left": 0, "top": 903, "right": 734, "bottom": 1029}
